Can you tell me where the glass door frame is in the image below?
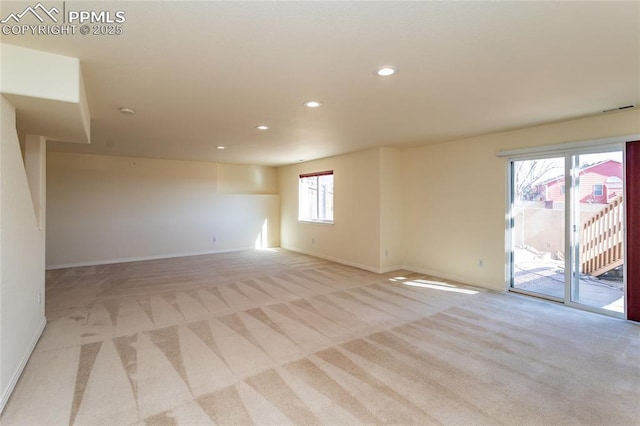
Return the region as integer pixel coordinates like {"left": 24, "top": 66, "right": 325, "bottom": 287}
{"left": 506, "top": 142, "right": 627, "bottom": 319}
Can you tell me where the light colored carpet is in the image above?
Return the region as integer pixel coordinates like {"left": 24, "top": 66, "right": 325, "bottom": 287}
{"left": 2, "top": 249, "right": 638, "bottom": 425}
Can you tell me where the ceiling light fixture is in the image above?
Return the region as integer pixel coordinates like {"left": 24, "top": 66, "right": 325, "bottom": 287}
{"left": 303, "top": 101, "right": 322, "bottom": 108}
{"left": 119, "top": 107, "right": 136, "bottom": 115}
{"left": 376, "top": 66, "right": 397, "bottom": 77}
{"left": 256, "top": 125, "right": 270, "bottom": 130}
{"left": 217, "top": 146, "right": 225, "bottom": 150}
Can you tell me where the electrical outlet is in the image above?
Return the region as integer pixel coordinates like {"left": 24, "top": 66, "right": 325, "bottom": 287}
{"left": 385, "top": 250, "right": 389, "bottom": 257}
{"left": 212, "top": 236, "right": 217, "bottom": 243}
{"left": 478, "top": 259, "right": 484, "bottom": 268}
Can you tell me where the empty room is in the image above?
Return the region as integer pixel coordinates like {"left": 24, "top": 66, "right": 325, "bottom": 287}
{"left": 1, "top": 1, "right": 639, "bottom": 425}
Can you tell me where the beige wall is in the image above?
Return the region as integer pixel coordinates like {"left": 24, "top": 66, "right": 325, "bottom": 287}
{"left": 46, "top": 152, "right": 279, "bottom": 268}
{"left": 401, "top": 132, "right": 507, "bottom": 289}
{"left": 379, "top": 147, "right": 404, "bottom": 271}
{"left": 278, "top": 148, "right": 382, "bottom": 272}
{"left": 401, "top": 109, "right": 640, "bottom": 291}
{"left": 0, "top": 97, "right": 46, "bottom": 411}
{"left": 278, "top": 109, "right": 639, "bottom": 288}
{"left": 217, "top": 163, "right": 278, "bottom": 195}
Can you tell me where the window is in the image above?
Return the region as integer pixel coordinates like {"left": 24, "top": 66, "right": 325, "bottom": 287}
{"left": 299, "top": 171, "right": 333, "bottom": 223}
{"left": 561, "top": 184, "right": 565, "bottom": 194}
{"left": 593, "top": 184, "right": 604, "bottom": 196}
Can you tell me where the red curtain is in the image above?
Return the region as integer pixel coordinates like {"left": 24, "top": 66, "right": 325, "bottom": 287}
{"left": 299, "top": 170, "right": 333, "bottom": 178}
{"left": 626, "top": 141, "right": 640, "bottom": 321}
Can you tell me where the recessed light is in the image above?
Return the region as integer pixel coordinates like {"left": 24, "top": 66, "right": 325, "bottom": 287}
{"left": 217, "top": 146, "right": 225, "bottom": 150}
{"left": 376, "top": 66, "right": 397, "bottom": 77}
{"left": 303, "top": 101, "right": 322, "bottom": 108}
{"left": 119, "top": 107, "right": 136, "bottom": 115}
{"left": 256, "top": 125, "right": 270, "bottom": 130}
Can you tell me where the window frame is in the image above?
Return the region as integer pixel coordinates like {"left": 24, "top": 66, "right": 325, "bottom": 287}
{"left": 298, "top": 170, "right": 334, "bottom": 224}
{"left": 500, "top": 136, "right": 632, "bottom": 320}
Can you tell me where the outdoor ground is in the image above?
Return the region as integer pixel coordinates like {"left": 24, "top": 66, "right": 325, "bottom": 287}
{"left": 513, "top": 248, "right": 624, "bottom": 313}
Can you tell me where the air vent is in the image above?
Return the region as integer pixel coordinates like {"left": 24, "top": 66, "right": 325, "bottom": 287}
{"left": 603, "top": 105, "right": 635, "bottom": 113}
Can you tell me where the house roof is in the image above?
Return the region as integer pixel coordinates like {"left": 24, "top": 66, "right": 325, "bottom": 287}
{"left": 1, "top": 1, "right": 638, "bottom": 166}
{"left": 535, "top": 159, "right": 622, "bottom": 186}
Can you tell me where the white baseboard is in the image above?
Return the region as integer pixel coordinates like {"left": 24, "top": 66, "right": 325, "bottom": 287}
{"left": 45, "top": 247, "right": 255, "bottom": 270}
{"left": 401, "top": 263, "right": 472, "bottom": 283}
{"left": 283, "top": 245, "right": 385, "bottom": 273}
{"left": 400, "top": 264, "right": 443, "bottom": 277}
{"left": 0, "top": 317, "right": 46, "bottom": 414}
{"left": 379, "top": 264, "right": 405, "bottom": 274}
{"left": 400, "top": 263, "right": 501, "bottom": 292}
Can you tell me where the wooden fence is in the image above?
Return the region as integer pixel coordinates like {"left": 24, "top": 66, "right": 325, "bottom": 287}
{"left": 581, "top": 195, "right": 624, "bottom": 277}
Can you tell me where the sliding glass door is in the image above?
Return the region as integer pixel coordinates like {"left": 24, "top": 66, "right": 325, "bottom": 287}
{"left": 511, "top": 156, "right": 566, "bottom": 300}
{"left": 509, "top": 147, "right": 625, "bottom": 317}
{"left": 571, "top": 151, "right": 625, "bottom": 312}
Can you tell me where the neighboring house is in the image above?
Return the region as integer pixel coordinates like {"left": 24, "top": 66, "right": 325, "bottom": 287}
{"left": 535, "top": 160, "right": 623, "bottom": 204}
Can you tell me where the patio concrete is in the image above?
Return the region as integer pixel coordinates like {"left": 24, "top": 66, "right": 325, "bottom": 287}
{"left": 513, "top": 249, "right": 624, "bottom": 313}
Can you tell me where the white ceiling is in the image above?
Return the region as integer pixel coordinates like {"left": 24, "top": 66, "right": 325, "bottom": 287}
{"left": 1, "top": 1, "right": 639, "bottom": 166}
